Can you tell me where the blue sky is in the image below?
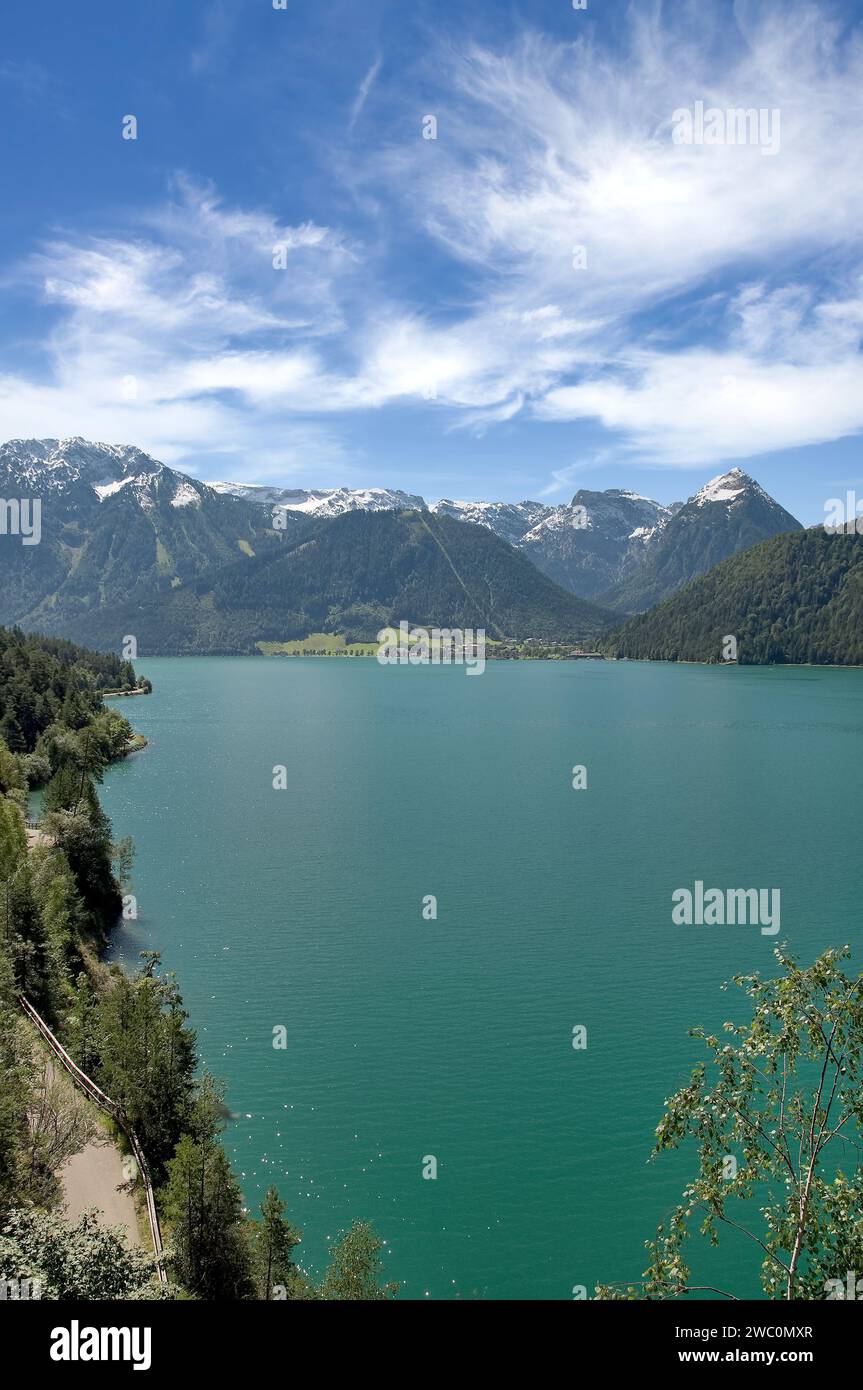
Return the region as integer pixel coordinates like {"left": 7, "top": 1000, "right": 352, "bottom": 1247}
{"left": 1, "top": 0, "right": 862, "bottom": 523}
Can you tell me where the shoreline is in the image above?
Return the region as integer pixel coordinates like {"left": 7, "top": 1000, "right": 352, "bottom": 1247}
{"left": 600, "top": 656, "right": 863, "bottom": 670}
{"left": 137, "top": 650, "right": 863, "bottom": 670}
{"left": 102, "top": 685, "right": 151, "bottom": 698}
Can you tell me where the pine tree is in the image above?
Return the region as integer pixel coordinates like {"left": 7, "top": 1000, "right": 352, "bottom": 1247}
{"left": 7, "top": 864, "right": 51, "bottom": 1006}
{"left": 94, "top": 961, "right": 197, "bottom": 1182}
{"left": 164, "top": 1134, "right": 254, "bottom": 1299}
{"left": 251, "top": 1186, "right": 301, "bottom": 1299}
{"left": 42, "top": 762, "right": 82, "bottom": 814}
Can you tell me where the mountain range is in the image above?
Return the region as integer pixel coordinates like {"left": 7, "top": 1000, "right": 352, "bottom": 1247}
{"left": 0, "top": 437, "right": 804, "bottom": 655}
{"left": 210, "top": 467, "right": 801, "bottom": 607}
{"left": 0, "top": 438, "right": 608, "bottom": 651}
{"left": 0, "top": 437, "right": 294, "bottom": 637}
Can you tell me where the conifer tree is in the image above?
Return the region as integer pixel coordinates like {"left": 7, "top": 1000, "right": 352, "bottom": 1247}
{"left": 251, "top": 1186, "right": 301, "bottom": 1299}
{"left": 164, "top": 1133, "right": 254, "bottom": 1299}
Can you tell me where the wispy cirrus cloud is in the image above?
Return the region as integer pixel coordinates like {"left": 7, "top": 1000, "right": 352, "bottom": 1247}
{"left": 0, "top": 58, "right": 53, "bottom": 99}
{"left": 2, "top": 1, "right": 863, "bottom": 483}
{"left": 190, "top": 0, "right": 242, "bottom": 75}
{"left": 0, "top": 178, "right": 362, "bottom": 478}
{"left": 349, "top": 55, "right": 382, "bottom": 132}
{"left": 356, "top": 0, "right": 863, "bottom": 460}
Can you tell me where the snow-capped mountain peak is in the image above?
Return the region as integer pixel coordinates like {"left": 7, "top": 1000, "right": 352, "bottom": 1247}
{"left": 692, "top": 467, "right": 759, "bottom": 507}
{"left": 0, "top": 437, "right": 209, "bottom": 511}
{"left": 1, "top": 437, "right": 163, "bottom": 493}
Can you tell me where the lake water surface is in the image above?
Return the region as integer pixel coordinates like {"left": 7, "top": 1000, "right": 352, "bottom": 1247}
{"left": 100, "top": 657, "right": 863, "bottom": 1300}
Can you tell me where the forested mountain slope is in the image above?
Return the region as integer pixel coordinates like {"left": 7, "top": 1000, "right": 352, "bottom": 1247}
{"left": 602, "top": 529, "right": 863, "bottom": 665}
{"left": 600, "top": 469, "right": 802, "bottom": 612}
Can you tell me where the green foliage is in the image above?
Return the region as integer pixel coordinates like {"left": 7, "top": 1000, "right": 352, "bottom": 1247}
{"left": 41, "top": 803, "right": 120, "bottom": 931}
{"left": 163, "top": 1134, "right": 254, "bottom": 1300}
{"left": 42, "top": 718, "right": 124, "bottom": 790}
{"left": 597, "top": 946, "right": 863, "bottom": 1300}
{"left": 42, "top": 761, "right": 83, "bottom": 814}
{"left": 0, "top": 1207, "right": 155, "bottom": 1300}
{"left": 0, "top": 739, "right": 25, "bottom": 797}
{"left": 0, "top": 627, "right": 141, "bottom": 749}
{"left": 248, "top": 1186, "right": 302, "bottom": 1299}
{"left": 4, "top": 861, "right": 51, "bottom": 1006}
{"left": 39, "top": 762, "right": 121, "bottom": 933}
{"left": 0, "top": 797, "right": 26, "bottom": 879}
{"left": 19, "top": 751, "right": 51, "bottom": 788}
{"left": 65, "top": 972, "right": 101, "bottom": 1079}
{"left": 0, "top": 994, "right": 30, "bottom": 1218}
{"left": 0, "top": 806, "right": 56, "bottom": 1008}
{"left": 115, "top": 660, "right": 139, "bottom": 692}
{"left": 319, "top": 1220, "right": 399, "bottom": 1301}
{"left": 28, "top": 847, "right": 87, "bottom": 1005}
{"left": 88, "top": 709, "right": 135, "bottom": 764}
{"left": 603, "top": 530, "right": 863, "bottom": 665}
{"left": 85, "top": 956, "right": 197, "bottom": 1183}
{"left": 111, "top": 836, "right": 134, "bottom": 893}
{"left": 8, "top": 511, "right": 614, "bottom": 652}
{"left": 200, "top": 509, "right": 614, "bottom": 647}
{"left": 0, "top": 620, "right": 396, "bottom": 1303}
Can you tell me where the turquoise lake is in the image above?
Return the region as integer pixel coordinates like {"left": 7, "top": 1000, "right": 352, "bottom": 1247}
{"left": 99, "top": 657, "right": 863, "bottom": 1300}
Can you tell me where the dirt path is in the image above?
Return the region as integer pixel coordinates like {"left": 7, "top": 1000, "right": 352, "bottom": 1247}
{"left": 37, "top": 1048, "right": 142, "bottom": 1249}
{"left": 20, "top": 1005, "right": 158, "bottom": 1268}
{"left": 57, "top": 1138, "right": 142, "bottom": 1247}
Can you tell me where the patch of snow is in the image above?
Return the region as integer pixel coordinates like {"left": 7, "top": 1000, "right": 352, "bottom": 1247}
{"left": 171, "top": 481, "right": 200, "bottom": 508}
{"left": 430, "top": 498, "right": 550, "bottom": 544}
{"left": 208, "top": 482, "right": 426, "bottom": 516}
{"left": 693, "top": 468, "right": 750, "bottom": 507}
{"left": 94, "top": 478, "right": 133, "bottom": 501}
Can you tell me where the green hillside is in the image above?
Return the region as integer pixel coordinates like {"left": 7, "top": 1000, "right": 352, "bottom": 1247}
{"left": 602, "top": 529, "right": 863, "bottom": 665}
{"left": 33, "top": 509, "right": 616, "bottom": 654}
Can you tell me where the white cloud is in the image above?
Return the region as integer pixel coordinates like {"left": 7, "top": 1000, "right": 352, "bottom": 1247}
{"left": 349, "top": 56, "right": 382, "bottom": 131}
{"left": 0, "top": 179, "right": 364, "bottom": 478}
{"left": 539, "top": 350, "right": 863, "bottom": 465}
{"left": 351, "top": 1, "right": 863, "bottom": 463}
{"left": 3, "top": 3, "right": 863, "bottom": 477}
